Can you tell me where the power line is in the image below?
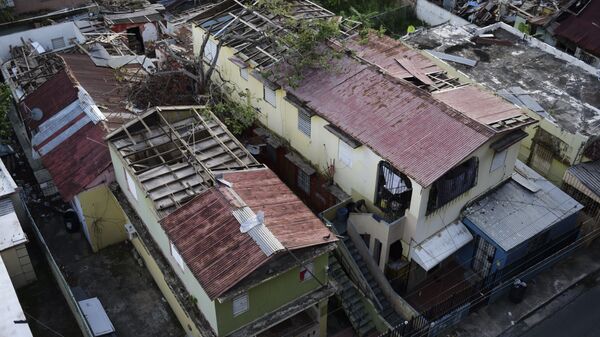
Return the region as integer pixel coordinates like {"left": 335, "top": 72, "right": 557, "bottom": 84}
{"left": 23, "top": 311, "right": 66, "bottom": 337}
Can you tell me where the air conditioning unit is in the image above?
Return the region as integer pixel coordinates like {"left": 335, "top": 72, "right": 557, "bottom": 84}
{"left": 124, "top": 223, "right": 137, "bottom": 240}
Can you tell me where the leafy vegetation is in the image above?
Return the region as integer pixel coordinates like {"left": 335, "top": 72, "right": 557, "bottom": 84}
{"left": 0, "top": 84, "right": 13, "bottom": 139}
{"left": 212, "top": 91, "right": 258, "bottom": 136}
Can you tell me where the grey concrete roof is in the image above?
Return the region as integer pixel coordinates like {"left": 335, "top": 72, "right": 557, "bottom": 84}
{"left": 404, "top": 24, "right": 600, "bottom": 137}
{"left": 464, "top": 161, "right": 583, "bottom": 251}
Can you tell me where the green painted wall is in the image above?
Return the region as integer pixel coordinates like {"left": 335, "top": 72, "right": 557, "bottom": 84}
{"left": 215, "top": 253, "right": 329, "bottom": 336}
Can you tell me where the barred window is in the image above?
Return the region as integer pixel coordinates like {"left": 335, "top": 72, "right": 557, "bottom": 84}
{"left": 239, "top": 67, "right": 249, "bottom": 80}
{"left": 264, "top": 86, "right": 276, "bottom": 107}
{"left": 297, "top": 170, "right": 310, "bottom": 194}
{"left": 298, "top": 110, "right": 311, "bottom": 137}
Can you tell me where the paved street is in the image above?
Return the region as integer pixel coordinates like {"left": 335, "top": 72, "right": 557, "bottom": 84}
{"left": 505, "top": 272, "right": 600, "bottom": 337}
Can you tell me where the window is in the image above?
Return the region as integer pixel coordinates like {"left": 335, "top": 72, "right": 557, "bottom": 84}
{"left": 427, "top": 157, "right": 478, "bottom": 214}
{"left": 239, "top": 67, "right": 249, "bottom": 80}
{"left": 297, "top": 169, "right": 310, "bottom": 194}
{"left": 170, "top": 242, "right": 185, "bottom": 271}
{"left": 299, "top": 262, "right": 314, "bottom": 282}
{"left": 125, "top": 169, "right": 138, "bottom": 201}
{"left": 203, "top": 39, "right": 217, "bottom": 62}
{"left": 339, "top": 141, "right": 352, "bottom": 167}
{"left": 264, "top": 86, "right": 276, "bottom": 107}
{"left": 375, "top": 162, "right": 412, "bottom": 219}
{"left": 233, "top": 293, "right": 249, "bottom": 316}
{"left": 51, "top": 37, "right": 66, "bottom": 49}
{"left": 298, "top": 109, "right": 311, "bottom": 137}
{"left": 490, "top": 149, "right": 507, "bottom": 172}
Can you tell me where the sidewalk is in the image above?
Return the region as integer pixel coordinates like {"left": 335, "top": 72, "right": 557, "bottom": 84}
{"left": 443, "top": 238, "right": 600, "bottom": 337}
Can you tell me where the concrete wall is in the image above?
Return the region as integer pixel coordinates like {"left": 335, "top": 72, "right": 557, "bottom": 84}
{"left": 0, "top": 21, "right": 86, "bottom": 61}
{"left": 414, "top": 0, "right": 468, "bottom": 26}
{"left": 0, "top": 243, "right": 36, "bottom": 288}
{"left": 75, "top": 184, "right": 128, "bottom": 253}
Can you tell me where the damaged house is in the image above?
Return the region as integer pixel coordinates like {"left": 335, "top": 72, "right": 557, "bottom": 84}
{"left": 107, "top": 106, "right": 337, "bottom": 337}
{"left": 1, "top": 28, "right": 151, "bottom": 252}
{"left": 188, "top": 0, "right": 581, "bottom": 335}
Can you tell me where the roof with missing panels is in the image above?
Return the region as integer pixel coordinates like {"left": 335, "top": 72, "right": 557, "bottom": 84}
{"left": 285, "top": 53, "right": 494, "bottom": 188}
{"left": 194, "top": 2, "right": 533, "bottom": 187}
{"left": 554, "top": 0, "right": 600, "bottom": 56}
{"left": 404, "top": 24, "right": 600, "bottom": 137}
{"left": 160, "top": 168, "right": 336, "bottom": 300}
{"left": 107, "top": 106, "right": 262, "bottom": 216}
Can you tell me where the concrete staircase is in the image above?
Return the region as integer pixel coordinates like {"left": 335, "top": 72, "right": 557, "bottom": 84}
{"left": 343, "top": 237, "right": 405, "bottom": 328}
{"left": 330, "top": 257, "right": 377, "bottom": 337}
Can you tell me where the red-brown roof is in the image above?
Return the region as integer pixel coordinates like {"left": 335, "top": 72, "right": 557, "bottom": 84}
{"left": 40, "top": 123, "right": 112, "bottom": 201}
{"left": 21, "top": 69, "right": 78, "bottom": 130}
{"left": 432, "top": 85, "right": 525, "bottom": 126}
{"left": 160, "top": 168, "right": 336, "bottom": 300}
{"left": 286, "top": 54, "right": 493, "bottom": 187}
{"left": 554, "top": 0, "right": 600, "bottom": 57}
{"left": 60, "top": 53, "right": 135, "bottom": 130}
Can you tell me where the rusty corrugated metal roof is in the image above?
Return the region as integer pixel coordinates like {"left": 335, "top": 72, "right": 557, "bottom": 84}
{"left": 554, "top": 0, "right": 600, "bottom": 56}
{"left": 60, "top": 53, "right": 137, "bottom": 130}
{"left": 160, "top": 168, "right": 336, "bottom": 300}
{"left": 287, "top": 53, "right": 494, "bottom": 188}
{"left": 41, "top": 123, "right": 111, "bottom": 201}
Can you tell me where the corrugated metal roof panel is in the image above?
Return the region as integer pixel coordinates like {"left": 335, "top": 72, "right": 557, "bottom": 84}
{"left": 160, "top": 168, "right": 336, "bottom": 300}
{"left": 465, "top": 161, "right": 583, "bottom": 251}
{"left": 566, "top": 160, "right": 600, "bottom": 197}
{"left": 286, "top": 54, "right": 494, "bottom": 187}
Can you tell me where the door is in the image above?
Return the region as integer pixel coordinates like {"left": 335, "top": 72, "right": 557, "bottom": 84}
{"left": 472, "top": 236, "right": 496, "bottom": 278}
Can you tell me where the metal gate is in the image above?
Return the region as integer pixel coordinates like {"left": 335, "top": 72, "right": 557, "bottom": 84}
{"left": 472, "top": 236, "right": 496, "bottom": 278}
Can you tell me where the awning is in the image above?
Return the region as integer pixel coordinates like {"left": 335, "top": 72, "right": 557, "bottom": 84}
{"left": 410, "top": 221, "right": 473, "bottom": 271}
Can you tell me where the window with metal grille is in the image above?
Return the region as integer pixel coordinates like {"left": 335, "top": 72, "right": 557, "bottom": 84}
{"left": 239, "top": 67, "right": 249, "bottom": 80}
{"left": 297, "top": 169, "right": 310, "bottom": 194}
{"left": 298, "top": 109, "right": 311, "bottom": 137}
{"left": 427, "top": 157, "right": 478, "bottom": 214}
{"left": 490, "top": 149, "right": 507, "bottom": 172}
{"left": 124, "top": 168, "right": 138, "bottom": 201}
{"left": 51, "top": 37, "right": 66, "bottom": 49}
{"left": 299, "top": 261, "right": 314, "bottom": 281}
{"left": 233, "top": 293, "right": 249, "bottom": 316}
{"left": 170, "top": 242, "right": 185, "bottom": 271}
{"left": 339, "top": 141, "right": 352, "bottom": 167}
{"left": 375, "top": 162, "right": 412, "bottom": 219}
{"left": 203, "top": 39, "right": 217, "bottom": 62}
{"left": 264, "top": 86, "right": 276, "bottom": 107}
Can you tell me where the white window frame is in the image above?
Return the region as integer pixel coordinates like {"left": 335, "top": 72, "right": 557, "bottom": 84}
{"left": 232, "top": 292, "right": 249, "bottom": 317}
{"left": 239, "top": 67, "right": 249, "bottom": 81}
{"left": 339, "top": 141, "right": 352, "bottom": 167}
{"left": 203, "top": 39, "right": 217, "bottom": 62}
{"left": 170, "top": 242, "right": 185, "bottom": 272}
{"left": 490, "top": 149, "right": 507, "bottom": 172}
{"left": 297, "top": 109, "right": 311, "bottom": 137}
{"left": 263, "top": 85, "right": 277, "bottom": 107}
{"left": 125, "top": 169, "right": 138, "bottom": 201}
{"left": 299, "top": 261, "right": 314, "bottom": 282}
{"left": 297, "top": 169, "right": 310, "bottom": 194}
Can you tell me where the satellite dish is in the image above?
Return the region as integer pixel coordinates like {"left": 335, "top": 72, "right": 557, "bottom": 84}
{"left": 30, "top": 108, "right": 43, "bottom": 121}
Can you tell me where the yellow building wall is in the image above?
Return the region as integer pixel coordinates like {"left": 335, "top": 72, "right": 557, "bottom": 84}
{"left": 0, "top": 244, "right": 36, "bottom": 288}
{"left": 77, "top": 185, "right": 128, "bottom": 252}
{"left": 130, "top": 235, "right": 202, "bottom": 337}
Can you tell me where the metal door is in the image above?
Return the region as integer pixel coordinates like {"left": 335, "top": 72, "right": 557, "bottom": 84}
{"left": 472, "top": 236, "right": 496, "bottom": 278}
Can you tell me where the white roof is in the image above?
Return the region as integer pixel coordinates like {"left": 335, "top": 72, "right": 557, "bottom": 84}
{"left": 0, "top": 256, "right": 33, "bottom": 337}
{"left": 410, "top": 221, "right": 473, "bottom": 271}
{"left": 0, "top": 160, "right": 16, "bottom": 198}
{"left": 0, "top": 199, "right": 27, "bottom": 251}
{"left": 464, "top": 161, "right": 583, "bottom": 251}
